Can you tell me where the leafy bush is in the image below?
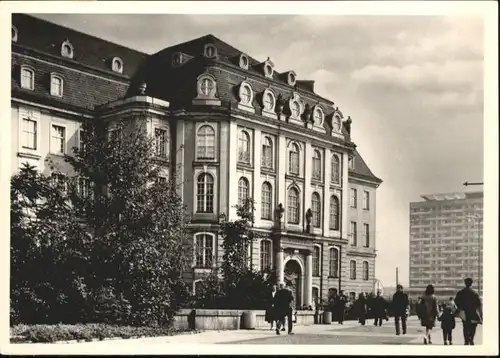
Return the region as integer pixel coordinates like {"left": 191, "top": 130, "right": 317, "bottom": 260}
{"left": 11, "top": 324, "right": 192, "bottom": 343}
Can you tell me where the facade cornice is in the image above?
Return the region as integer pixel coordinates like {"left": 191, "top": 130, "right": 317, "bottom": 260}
{"left": 346, "top": 250, "right": 377, "bottom": 258}
{"left": 348, "top": 172, "right": 383, "bottom": 187}
{"left": 12, "top": 95, "right": 94, "bottom": 120}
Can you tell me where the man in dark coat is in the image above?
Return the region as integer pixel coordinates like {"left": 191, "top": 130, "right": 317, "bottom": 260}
{"left": 455, "top": 277, "right": 482, "bottom": 345}
{"left": 392, "top": 284, "right": 410, "bottom": 335}
{"left": 372, "top": 290, "right": 387, "bottom": 327}
{"left": 274, "top": 283, "right": 294, "bottom": 335}
{"left": 335, "top": 291, "right": 348, "bottom": 324}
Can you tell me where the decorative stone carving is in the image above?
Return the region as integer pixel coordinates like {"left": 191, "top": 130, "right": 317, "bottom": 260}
{"left": 344, "top": 116, "right": 352, "bottom": 135}
{"left": 138, "top": 81, "right": 147, "bottom": 95}
{"left": 305, "top": 208, "right": 313, "bottom": 233}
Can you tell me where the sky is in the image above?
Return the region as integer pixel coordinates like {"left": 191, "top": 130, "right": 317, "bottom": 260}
{"left": 33, "top": 13, "right": 484, "bottom": 287}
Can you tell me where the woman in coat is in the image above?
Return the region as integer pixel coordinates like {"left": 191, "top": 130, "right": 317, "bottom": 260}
{"left": 265, "top": 284, "right": 278, "bottom": 330}
{"left": 420, "top": 284, "right": 439, "bottom": 344}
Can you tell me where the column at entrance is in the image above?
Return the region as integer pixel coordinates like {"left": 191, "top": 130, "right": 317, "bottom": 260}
{"left": 304, "top": 250, "right": 313, "bottom": 307}
{"left": 276, "top": 249, "right": 284, "bottom": 284}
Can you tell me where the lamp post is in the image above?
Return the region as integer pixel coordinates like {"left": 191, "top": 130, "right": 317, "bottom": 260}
{"left": 466, "top": 214, "right": 482, "bottom": 297}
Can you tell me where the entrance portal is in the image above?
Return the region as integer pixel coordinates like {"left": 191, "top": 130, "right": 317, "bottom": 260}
{"left": 284, "top": 259, "right": 302, "bottom": 309}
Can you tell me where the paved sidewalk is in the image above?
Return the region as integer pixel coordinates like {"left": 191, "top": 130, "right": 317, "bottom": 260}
{"left": 70, "top": 316, "right": 481, "bottom": 346}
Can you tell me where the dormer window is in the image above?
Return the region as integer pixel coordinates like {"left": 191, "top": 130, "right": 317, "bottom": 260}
{"left": 290, "top": 100, "right": 301, "bottom": 119}
{"left": 313, "top": 106, "right": 324, "bottom": 126}
{"left": 204, "top": 44, "right": 217, "bottom": 58}
{"left": 262, "top": 89, "right": 276, "bottom": 112}
{"left": 239, "top": 54, "right": 249, "bottom": 70}
{"left": 287, "top": 71, "right": 297, "bottom": 86}
{"left": 111, "top": 57, "right": 124, "bottom": 73}
{"left": 238, "top": 82, "right": 253, "bottom": 105}
{"left": 50, "top": 73, "right": 64, "bottom": 97}
{"left": 20, "top": 66, "right": 34, "bottom": 90}
{"left": 332, "top": 115, "right": 342, "bottom": 132}
{"left": 197, "top": 74, "right": 217, "bottom": 97}
{"left": 263, "top": 58, "right": 274, "bottom": 78}
{"left": 12, "top": 25, "right": 18, "bottom": 42}
{"left": 172, "top": 52, "right": 183, "bottom": 67}
{"left": 61, "top": 40, "right": 74, "bottom": 59}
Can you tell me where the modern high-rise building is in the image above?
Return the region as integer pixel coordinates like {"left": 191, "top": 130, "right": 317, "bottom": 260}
{"left": 10, "top": 14, "right": 382, "bottom": 308}
{"left": 409, "top": 192, "right": 483, "bottom": 295}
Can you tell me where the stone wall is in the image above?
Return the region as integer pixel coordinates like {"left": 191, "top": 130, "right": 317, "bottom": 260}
{"left": 171, "top": 309, "right": 317, "bottom": 331}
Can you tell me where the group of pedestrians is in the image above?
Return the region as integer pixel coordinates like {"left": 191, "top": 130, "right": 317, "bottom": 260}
{"left": 264, "top": 277, "right": 482, "bottom": 345}
{"left": 265, "top": 283, "right": 295, "bottom": 335}
{"left": 411, "top": 277, "right": 482, "bottom": 345}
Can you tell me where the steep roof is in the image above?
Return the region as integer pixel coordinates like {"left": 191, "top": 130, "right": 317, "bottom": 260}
{"left": 12, "top": 14, "right": 148, "bottom": 77}
{"left": 349, "top": 150, "right": 382, "bottom": 184}
{"left": 152, "top": 33, "right": 334, "bottom": 104}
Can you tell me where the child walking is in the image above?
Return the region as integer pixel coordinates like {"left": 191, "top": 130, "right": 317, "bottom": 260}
{"left": 438, "top": 303, "right": 456, "bottom": 345}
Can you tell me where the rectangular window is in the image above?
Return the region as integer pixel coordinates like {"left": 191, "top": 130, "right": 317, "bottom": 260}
{"left": 157, "top": 176, "right": 167, "bottom": 184}
{"left": 363, "top": 223, "right": 370, "bottom": 247}
{"left": 350, "top": 221, "right": 357, "bottom": 246}
{"left": 363, "top": 190, "right": 370, "bottom": 210}
{"left": 154, "top": 128, "right": 168, "bottom": 158}
{"left": 260, "top": 240, "right": 272, "bottom": 271}
{"left": 50, "top": 76, "right": 63, "bottom": 97}
{"left": 79, "top": 128, "right": 87, "bottom": 154}
{"left": 21, "top": 68, "right": 34, "bottom": 90}
{"left": 51, "top": 125, "right": 66, "bottom": 155}
{"left": 350, "top": 188, "right": 357, "bottom": 208}
{"left": 21, "top": 118, "right": 37, "bottom": 150}
{"left": 312, "top": 246, "right": 320, "bottom": 276}
{"left": 195, "top": 235, "right": 213, "bottom": 268}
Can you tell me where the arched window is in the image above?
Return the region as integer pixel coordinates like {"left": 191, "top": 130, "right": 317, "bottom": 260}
{"left": 261, "top": 136, "right": 273, "bottom": 168}
{"left": 196, "top": 125, "right": 215, "bottom": 159}
{"left": 261, "top": 182, "right": 272, "bottom": 220}
{"left": 287, "top": 187, "right": 300, "bottom": 224}
{"left": 50, "top": 74, "right": 64, "bottom": 97}
{"left": 363, "top": 261, "right": 369, "bottom": 281}
{"left": 196, "top": 173, "right": 214, "bottom": 213}
{"left": 260, "top": 239, "right": 272, "bottom": 271}
{"left": 61, "top": 40, "right": 74, "bottom": 59}
{"left": 199, "top": 77, "right": 215, "bottom": 96}
{"left": 329, "top": 196, "right": 340, "bottom": 230}
{"left": 238, "top": 130, "right": 251, "bottom": 163}
{"left": 111, "top": 57, "right": 124, "bottom": 73}
{"left": 331, "top": 154, "right": 340, "bottom": 184}
{"left": 311, "top": 192, "right": 321, "bottom": 228}
{"left": 291, "top": 101, "right": 300, "bottom": 118}
{"left": 329, "top": 248, "right": 339, "bottom": 278}
{"left": 194, "top": 234, "right": 214, "bottom": 268}
{"left": 312, "top": 246, "right": 321, "bottom": 276}
{"left": 312, "top": 149, "right": 322, "bottom": 180}
{"left": 350, "top": 260, "right": 357, "bottom": 280}
{"left": 289, "top": 143, "right": 300, "bottom": 175}
{"left": 313, "top": 107, "right": 324, "bottom": 125}
{"left": 20, "top": 66, "right": 34, "bottom": 90}
{"left": 238, "top": 177, "right": 249, "bottom": 206}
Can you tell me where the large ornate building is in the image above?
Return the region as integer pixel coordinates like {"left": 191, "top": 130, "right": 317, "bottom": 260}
{"left": 11, "top": 14, "right": 382, "bottom": 308}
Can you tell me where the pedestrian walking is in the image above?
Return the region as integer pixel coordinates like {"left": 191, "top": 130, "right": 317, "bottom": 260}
{"left": 454, "top": 277, "right": 482, "bottom": 345}
{"left": 438, "top": 303, "right": 456, "bottom": 345}
{"left": 329, "top": 290, "right": 338, "bottom": 323}
{"left": 274, "top": 283, "right": 294, "bottom": 335}
{"left": 336, "top": 291, "right": 348, "bottom": 325}
{"left": 265, "top": 284, "right": 277, "bottom": 330}
{"left": 372, "top": 290, "right": 387, "bottom": 327}
{"left": 392, "top": 284, "right": 410, "bottom": 335}
{"left": 448, "top": 297, "right": 457, "bottom": 315}
{"left": 356, "top": 292, "right": 368, "bottom": 326}
{"left": 419, "top": 284, "right": 439, "bottom": 345}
